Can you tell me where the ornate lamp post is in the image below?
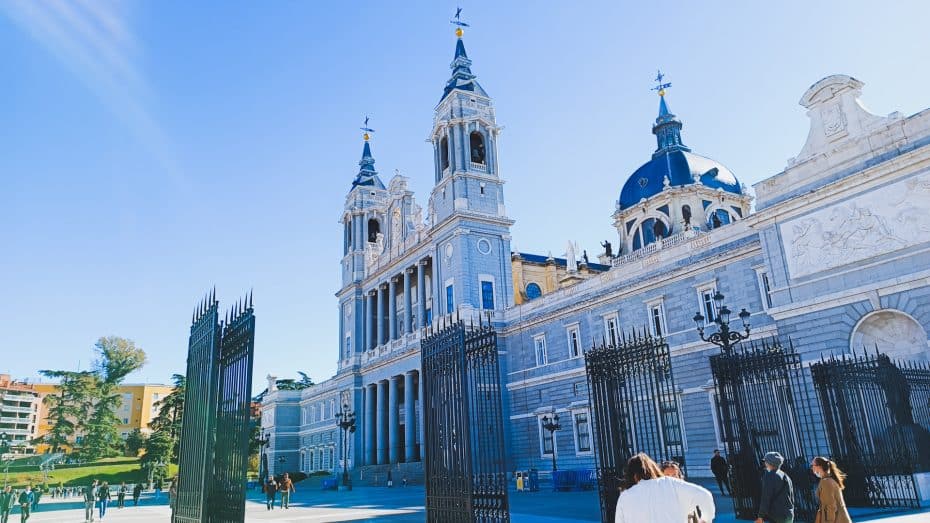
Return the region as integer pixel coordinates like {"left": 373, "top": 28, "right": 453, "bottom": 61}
{"left": 335, "top": 404, "right": 356, "bottom": 491}
{"left": 255, "top": 431, "right": 270, "bottom": 484}
{"left": 541, "top": 414, "right": 561, "bottom": 473}
{"left": 693, "top": 291, "right": 751, "bottom": 354}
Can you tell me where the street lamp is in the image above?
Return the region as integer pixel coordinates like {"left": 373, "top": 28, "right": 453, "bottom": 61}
{"left": 335, "top": 404, "right": 356, "bottom": 491}
{"left": 693, "top": 291, "right": 751, "bottom": 354}
{"left": 255, "top": 431, "right": 270, "bottom": 484}
{"left": 541, "top": 414, "right": 561, "bottom": 473}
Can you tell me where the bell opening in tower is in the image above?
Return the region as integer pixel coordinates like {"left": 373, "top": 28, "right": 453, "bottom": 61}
{"left": 470, "top": 131, "right": 486, "bottom": 165}
{"left": 440, "top": 136, "right": 450, "bottom": 171}
{"left": 367, "top": 218, "right": 381, "bottom": 243}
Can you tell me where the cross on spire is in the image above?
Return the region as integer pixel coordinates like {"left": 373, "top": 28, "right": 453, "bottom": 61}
{"left": 451, "top": 7, "right": 469, "bottom": 37}
{"left": 360, "top": 115, "right": 375, "bottom": 141}
{"left": 652, "top": 70, "right": 672, "bottom": 97}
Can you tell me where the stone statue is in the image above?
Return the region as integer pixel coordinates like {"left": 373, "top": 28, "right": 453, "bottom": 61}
{"left": 566, "top": 241, "right": 578, "bottom": 272}
{"left": 601, "top": 240, "right": 613, "bottom": 258}
{"left": 411, "top": 202, "right": 423, "bottom": 229}
{"left": 375, "top": 232, "right": 384, "bottom": 254}
{"left": 266, "top": 374, "right": 278, "bottom": 393}
{"left": 582, "top": 250, "right": 589, "bottom": 265}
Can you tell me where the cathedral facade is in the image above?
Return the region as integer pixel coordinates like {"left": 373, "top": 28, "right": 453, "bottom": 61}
{"left": 261, "top": 27, "right": 930, "bottom": 482}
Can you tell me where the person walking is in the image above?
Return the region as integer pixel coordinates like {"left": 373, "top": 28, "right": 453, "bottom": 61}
{"left": 116, "top": 483, "right": 126, "bottom": 509}
{"left": 711, "top": 449, "right": 731, "bottom": 496}
{"left": 0, "top": 486, "right": 14, "bottom": 523}
{"left": 811, "top": 457, "right": 851, "bottom": 523}
{"left": 661, "top": 460, "right": 684, "bottom": 479}
{"left": 614, "top": 453, "right": 715, "bottom": 523}
{"left": 17, "top": 486, "right": 33, "bottom": 523}
{"left": 278, "top": 473, "right": 295, "bottom": 509}
{"left": 131, "top": 483, "right": 142, "bottom": 506}
{"left": 154, "top": 478, "right": 162, "bottom": 501}
{"left": 97, "top": 482, "right": 110, "bottom": 520}
{"left": 264, "top": 477, "right": 277, "bottom": 511}
{"left": 755, "top": 452, "right": 794, "bottom": 523}
{"left": 84, "top": 480, "right": 98, "bottom": 522}
{"left": 29, "top": 488, "right": 39, "bottom": 511}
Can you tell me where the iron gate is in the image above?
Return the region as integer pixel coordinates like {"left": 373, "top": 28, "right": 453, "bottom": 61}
{"left": 710, "top": 338, "right": 822, "bottom": 521}
{"left": 421, "top": 315, "right": 510, "bottom": 522}
{"left": 585, "top": 330, "right": 685, "bottom": 523}
{"left": 811, "top": 351, "right": 930, "bottom": 509}
{"left": 175, "top": 291, "right": 256, "bottom": 523}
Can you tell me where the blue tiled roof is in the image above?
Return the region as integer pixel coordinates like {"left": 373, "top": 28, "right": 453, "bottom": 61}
{"left": 351, "top": 140, "right": 385, "bottom": 189}
{"left": 440, "top": 37, "right": 488, "bottom": 103}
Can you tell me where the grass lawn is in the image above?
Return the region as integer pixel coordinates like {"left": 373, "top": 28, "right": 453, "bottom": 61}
{"left": 3, "top": 458, "right": 178, "bottom": 489}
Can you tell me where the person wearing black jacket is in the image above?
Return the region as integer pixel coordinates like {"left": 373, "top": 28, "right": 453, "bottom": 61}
{"left": 756, "top": 452, "right": 794, "bottom": 523}
{"left": 710, "top": 450, "right": 731, "bottom": 496}
{"left": 131, "top": 483, "right": 142, "bottom": 506}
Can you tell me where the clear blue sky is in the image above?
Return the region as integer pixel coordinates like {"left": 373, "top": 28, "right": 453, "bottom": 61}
{"left": 3, "top": 1, "right": 928, "bottom": 390}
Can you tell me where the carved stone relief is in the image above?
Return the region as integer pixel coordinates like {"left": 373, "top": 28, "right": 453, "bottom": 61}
{"left": 780, "top": 172, "right": 930, "bottom": 277}
{"left": 851, "top": 310, "right": 928, "bottom": 361}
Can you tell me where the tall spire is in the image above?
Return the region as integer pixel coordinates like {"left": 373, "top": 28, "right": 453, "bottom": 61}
{"left": 440, "top": 8, "right": 488, "bottom": 103}
{"left": 650, "top": 70, "right": 689, "bottom": 157}
{"left": 351, "top": 117, "right": 384, "bottom": 189}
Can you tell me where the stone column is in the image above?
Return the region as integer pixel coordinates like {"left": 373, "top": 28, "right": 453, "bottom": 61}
{"left": 418, "top": 372, "right": 425, "bottom": 460}
{"left": 403, "top": 268, "right": 413, "bottom": 334}
{"left": 388, "top": 376, "right": 400, "bottom": 463}
{"left": 404, "top": 371, "right": 416, "bottom": 462}
{"left": 364, "top": 383, "right": 376, "bottom": 465}
{"left": 388, "top": 277, "right": 398, "bottom": 341}
{"left": 377, "top": 380, "right": 388, "bottom": 464}
{"left": 431, "top": 256, "right": 441, "bottom": 322}
{"left": 364, "top": 291, "right": 373, "bottom": 351}
{"left": 377, "top": 284, "right": 387, "bottom": 346}
{"left": 416, "top": 261, "right": 427, "bottom": 329}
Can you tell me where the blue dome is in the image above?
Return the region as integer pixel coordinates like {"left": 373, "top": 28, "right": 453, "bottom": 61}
{"left": 618, "top": 150, "right": 741, "bottom": 209}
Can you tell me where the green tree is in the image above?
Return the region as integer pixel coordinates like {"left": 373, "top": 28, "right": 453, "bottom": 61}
{"left": 36, "top": 370, "right": 95, "bottom": 452}
{"left": 149, "top": 374, "right": 186, "bottom": 462}
{"left": 80, "top": 336, "right": 147, "bottom": 460}
{"left": 124, "top": 428, "right": 148, "bottom": 457}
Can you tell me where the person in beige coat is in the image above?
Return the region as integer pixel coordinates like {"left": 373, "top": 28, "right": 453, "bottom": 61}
{"left": 811, "top": 456, "right": 851, "bottom": 523}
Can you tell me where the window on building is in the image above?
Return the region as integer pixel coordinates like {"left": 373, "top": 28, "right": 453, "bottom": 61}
{"left": 345, "top": 336, "right": 351, "bottom": 359}
{"left": 446, "top": 283, "right": 455, "bottom": 314}
{"left": 367, "top": 218, "right": 380, "bottom": 243}
{"left": 604, "top": 313, "right": 619, "bottom": 346}
{"left": 470, "top": 131, "right": 486, "bottom": 164}
{"left": 758, "top": 270, "right": 774, "bottom": 309}
{"left": 440, "top": 136, "right": 450, "bottom": 171}
{"left": 533, "top": 335, "right": 548, "bottom": 367}
{"left": 574, "top": 411, "right": 591, "bottom": 453}
{"left": 525, "top": 282, "right": 542, "bottom": 300}
{"left": 697, "top": 284, "right": 717, "bottom": 323}
{"left": 540, "top": 418, "right": 554, "bottom": 456}
{"left": 640, "top": 217, "right": 669, "bottom": 248}
{"left": 659, "top": 397, "right": 683, "bottom": 446}
{"left": 708, "top": 209, "right": 731, "bottom": 229}
{"left": 648, "top": 300, "right": 667, "bottom": 337}
{"left": 122, "top": 418, "right": 129, "bottom": 424}
{"left": 566, "top": 325, "right": 581, "bottom": 358}
{"left": 480, "top": 280, "right": 495, "bottom": 310}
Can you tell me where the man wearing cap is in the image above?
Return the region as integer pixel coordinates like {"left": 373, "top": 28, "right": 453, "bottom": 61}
{"left": 755, "top": 451, "right": 794, "bottom": 523}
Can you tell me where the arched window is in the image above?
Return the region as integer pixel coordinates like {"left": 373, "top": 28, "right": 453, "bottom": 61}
{"left": 440, "top": 136, "right": 450, "bottom": 171}
{"left": 525, "top": 282, "right": 542, "bottom": 300}
{"left": 470, "top": 131, "right": 486, "bottom": 164}
{"left": 708, "top": 209, "right": 731, "bottom": 229}
{"left": 681, "top": 205, "right": 692, "bottom": 227}
{"left": 367, "top": 218, "right": 380, "bottom": 243}
{"left": 638, "top": 217, "right": 668, "bottom": 248}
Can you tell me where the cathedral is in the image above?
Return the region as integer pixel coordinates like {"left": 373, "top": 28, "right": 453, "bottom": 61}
{"left": 261, "top": 21, "right": 930, "bottom": 483}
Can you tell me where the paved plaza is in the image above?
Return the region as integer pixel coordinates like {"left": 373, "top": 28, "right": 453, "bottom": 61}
{"left": 12, "top": 485, "right": 930, "bottom": 522}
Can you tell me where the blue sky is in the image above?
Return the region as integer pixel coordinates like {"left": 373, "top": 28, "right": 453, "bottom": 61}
{"left": 3, "top": 1, "right": 929, "bottom": 390}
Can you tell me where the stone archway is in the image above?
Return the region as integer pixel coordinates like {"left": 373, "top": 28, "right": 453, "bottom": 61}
{"left": 850, "top": 309, "right": 929, "bottom": 361}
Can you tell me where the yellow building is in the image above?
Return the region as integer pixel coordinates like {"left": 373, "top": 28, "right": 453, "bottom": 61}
{"left": 511, "top": 251, "right": 610, "bottom": 305}
{"left": 33, "top": 382, "right": 174, "bottom": 453}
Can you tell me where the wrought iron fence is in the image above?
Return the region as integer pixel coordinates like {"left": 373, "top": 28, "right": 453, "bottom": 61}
{"left": 584, "top": 329, "right": 684, "bottom": 523}
{"left": 421, "top": 315, "right": 510, "bottom": 523}
{"left": 175, "top": 291, "right": 256, "bottom": 523}
{"left": 710, "top": 337, "right": 822, "bottom": 521}
{"left": 811, "top": 350, "right": 930, "bottom": 509}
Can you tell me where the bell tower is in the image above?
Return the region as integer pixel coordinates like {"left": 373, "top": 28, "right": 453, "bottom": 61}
{"left": 426, "top": 11, "right": 514, "bottom": 317}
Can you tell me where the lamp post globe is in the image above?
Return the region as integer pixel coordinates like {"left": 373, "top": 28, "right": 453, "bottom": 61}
{"left": 541, "top": 414, "right": 561, "bottom": 474}
{"left": 335, "top": 404, "right": 356, "bottom": 491}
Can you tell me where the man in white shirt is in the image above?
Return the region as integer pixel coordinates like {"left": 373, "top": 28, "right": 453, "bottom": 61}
{"left": 615, "top": 453, "right": 716, "bottom": 523}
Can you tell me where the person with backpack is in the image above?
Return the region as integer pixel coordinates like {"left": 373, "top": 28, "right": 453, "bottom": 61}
{"left": 755, "top": 452, "right": 794, "bottom": 523}
{"left": 96, "top": 482, "right": 111, "bottom": 519}
{"left": 131, "top": 483, "right": 142, "bottom": 506}
{"left": 264, "top": 477, "right": 278, "bottom": 511}
{"left": 84, "top": 480, "right": 98, "bottom": 522}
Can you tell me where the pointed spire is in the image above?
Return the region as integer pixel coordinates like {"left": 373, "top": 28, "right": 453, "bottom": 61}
{"left": 351, "top": 117, "right": 385, "bottom": 189}
{"left": 440, "top": 8, "right": 487, "bottom": 103}
{"left": 650, "top": 71, "right": 690, "bottom": 157}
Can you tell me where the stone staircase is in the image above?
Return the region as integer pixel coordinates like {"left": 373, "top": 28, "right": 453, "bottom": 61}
{"left": 355, "top": 461, "right": 425, "bottom": 486}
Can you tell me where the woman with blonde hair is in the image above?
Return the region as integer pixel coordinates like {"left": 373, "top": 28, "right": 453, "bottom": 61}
{"left": 810, "top": 457, "right": 851, "bottom": 523}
